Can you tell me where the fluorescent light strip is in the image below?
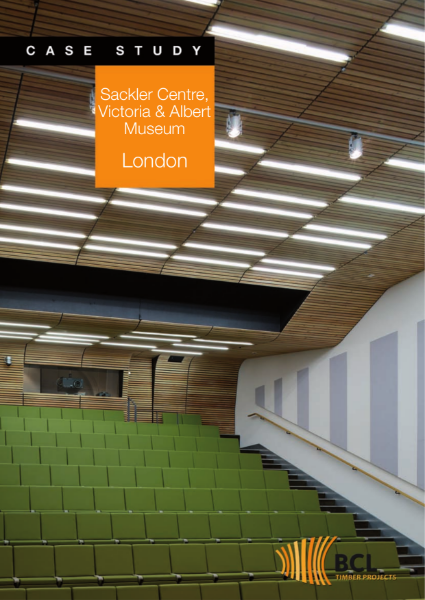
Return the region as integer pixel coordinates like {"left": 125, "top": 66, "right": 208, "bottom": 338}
{"left": 121, "top": 335, "right": 181, "bottom": 342}
{"left": 233, "top": 188, "right": 327, "bottom": 208}
{"left": 173, "top": 343, "right": 228, "bottom": 350}
{"left": 381, "top": 23, "right": 425, "bottom": 43}
{"left": 305, "top": 224, "right": 386, "bottom": 240}
{"left": 0, "top": 335, "right": 34, "bottom": 340}
{"left": 0, "top": 224, "right": 86, "bottom": 239}
{"left": 215, "top": 139, "right": 264, "bottom": 154}
{"left": 0, "top": 237, "right": 80, "bottom": 250}
{"left": 0, "top": 322, "right": 50, "bottom": 329}
{"left": 262, "top": 259, "right": 335, "bottom": 271}
{"left": 210, "top": 25, "right": 350, "bottom": 62}
{"left": 46, "top": 332, "right": 109, "bottom": 339}
{"left": 215, "top": 166, "right": 245, "bottom": 176}
{"left": 0, "top": 204, "right": 97, "bottom": 220}
{"left": 260, "top": 160, "right": 361, "bottom": 181}
{"left": 16, "top": 119, "right": 95, "bottom": 137}
{"left": 185, "top": 0, "right": 219, "bottom": 5}
{"left": 2, "top": 185, "right": 105, "bottom": 204}
{"left": 172, "top": 255, "right": 250, "bottom": 268}
{"left": 90, "top": 236, "right": 176, "bottom": 250}
{"left": 196, "top": 339, "right": 253, "bottom": 346}
{"left": 39, "top": 335, "right": 99, "bottom": 343}
{"left": 85, "top": 245, "right": 168, "bottom": 258}
{"left": 111, "top": 200, "right": 206, "bottom": 218}
{"left": 36, "top": 339, "right": 93, "bottom": 345}
{"left": 385, "top": 158, "right": 425, "bottom": 172}
{"left": 222, "top": 201, "right": 312, "bottom": 219}
{"left": 184, "top": 242, "right": 265, "bottom": 257}
{"left": 118, "top": 188, "right": 216, "bottom": 206}
{"left": 251, "top": 266, "right": 323, "bottom": 278}
{"left": 101, "top": 342, "right": 156, "bottom": 349}
{"left": 339, "top": 196, "right": 425, "bottom": 215}
{"left": 202, "top": 222, "right": 288, "bottom": 238}
{"left": 0, "top": 330, "right": 38, "bottom": 336}
{"left": 8, "top": 158, "right": 95, "bottom": 176}
{"left": 151, "top": 349, "right": 203, "bottom": 355}
{"left": 293, "top": 234, "right": 371, "bottom": 249}
{"left": 133, "top": 332, "right": 197, "bottom": 338}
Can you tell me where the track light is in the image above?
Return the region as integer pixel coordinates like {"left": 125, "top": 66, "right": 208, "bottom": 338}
{"left": 349, "top": 134, "right": 363, "bottom": 160}
{"left": 90, "top": 87, "right": 95, "bottom": 115}
{"left": 226, "top": 111, "right": 242, "bottom": 139}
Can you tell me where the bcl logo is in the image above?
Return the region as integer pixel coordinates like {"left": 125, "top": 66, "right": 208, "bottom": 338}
{"left": 335, "top": 553, "right": 377, "bottom": 572}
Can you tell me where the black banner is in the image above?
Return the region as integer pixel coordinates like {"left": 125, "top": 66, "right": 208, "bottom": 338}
{"left": 0, "top": 37, "right": 214, "bottom": 66}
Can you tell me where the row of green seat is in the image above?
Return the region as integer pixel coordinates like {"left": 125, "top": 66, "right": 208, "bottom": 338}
{"left": 0, "top": 542, "right": 410, "bottom": 588}
{"left": 0, "top": 446, "right": 257, "bottom": 469}
{"left": 0, "top": 577, "right": 424, "bottom": 600}
{"left": 0, "top": 406, "right": 124, "bottom": 421}
{"left": 0, "top": 511, "right": 358, "bottom": 545}
{"left": 0, "top": 418, "right": 219, "bottom": 439}
{"left": 163, "top": 414, "right": 202, "bottom": 426}
{"left": 0, "top": 464, "right": 286, "bottom": 489}
{"left": 0, "top": 486, "right": 320, "bottom": 513}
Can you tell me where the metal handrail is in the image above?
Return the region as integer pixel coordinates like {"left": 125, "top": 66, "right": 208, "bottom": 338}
{"left": 248, "top": 412, "right": 425, "bottom": 507}
{"left": 127, "top": 397, "right": 137, "bottom": 423}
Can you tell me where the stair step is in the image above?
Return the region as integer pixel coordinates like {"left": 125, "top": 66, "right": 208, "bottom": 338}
{"left": 290, "top": 485, "right": 318, "bottom": 491}
{"left": 356, "top": 528, "right": 381, "bottom": 536}
{"left": 323, "top": 505, "right": 346, "bottom": 513}
{"left": 354, "top": 520, "right": 369, "bottom": 528}
{"left": 397, "top": 546, "right": 409, "bottom": 555}
{"left": 320, "top": 499, "right": 336, "bottom": 506}
{"left": 409, "top": 565, "right": 425, "bottom": 575}
{"left": 399, "top": 555, "right": 424, "bottom": 566}
{"left": 366, "top": 537, "right": 394, "bottom": 542}
{"left": 263, "top": 465, "right": 283, "bottom": 470}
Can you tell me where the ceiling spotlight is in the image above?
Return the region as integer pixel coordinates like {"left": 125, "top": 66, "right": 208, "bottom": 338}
{"left": 349, "top": 134, "right": 363, "bottom": 160}
{"left": 226, "top": 111, "right": 242, "bottom": 139}
{"left": 90, "top": 87, "right": 95, "bottom": 115}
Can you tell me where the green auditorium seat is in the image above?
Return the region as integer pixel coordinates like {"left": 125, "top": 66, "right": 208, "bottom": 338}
{"left": 132, "top": 544, "right": 175, "bottom": 582}
{"left": 350, "top": 579, "right": 387, "bottom": 599}
{"left": 240, "top": 543, "right": 281, "bottom": 579}
{"left": 129, "top": 435, "right": 152, "bottom": 450}
{"left": 316, "top": 579, "right": 353, "bottom": 599}
{"left": 240, "top": 513, "right": 272, "bottom": 542}
{"left": 418, "top": 577, "right": 425, "bottom": 597}
{"left": 80, "top": 465, "right": 108, "bottom": 487}
{"left": 13, "top": 545, "right": 56, "bottom": 585}
{"left": 94, "top": 487, "right": 126, "bottom": 511}
{"left": 21, "top": 463, "right": 50, "bottom": 486}
{"left": 215, "top": 469, "right": 241, "bottom": 489}
{"left": 193, "top": 452, "right": 217, "bottom": 469}
{"left": 81, "top": 433, "right": 106, "bottom": 449}
{"left": 170, "top": 451, "right": 194, "bottom": 468}
{"left": 212, "top": 489, "right": 242, "bottom": 512}
{"left": 0, "top": 590, "right": 26, "bottom": 599}
{"left": 239, "top": 470, "right": 265, "bottom": 489}
{"left": 270, "top": 513, "right": 301, "bottom": 541}
{"left": 178, "top": 513, "right": 212, "bottom": 543}
{"left": 278, "top": 580, "right": 317, "bottom": 599}
{"left": 135, "top": 467, "right": 163, "bottom": 487}
{"left": 217, "top": 453, "right": 240, "bottom": 470}
{"left": 7, "top": 431, "right": 31, "bottom": 446}
{"left": 240, "top": 489, "right": 269, "bottom": 512}
{"left": 0, "top": 463, "right": 19, "bottom": 485}
{"left": 71, "top": 420, "right": 94, "bottom": 434}
{"left": 62, "top": 408, "right": 84, "bottom": 420}
{"left": 209, "top": 513, "right": 242, "bottom": 541}
{"left": 109, "top": 466, "right": 137, "bottom": 487}
{"left": 0, "top": 430, "right": 4, "bottom": 445}
{"left": 62, "top": 486, "right": 94, "bottom": 511}
{"left": 94, "top": 421, "right": 116, "bottom": 434}
{"left": 111, "top": 513, "right": 146, "bottom": 543}
{"left": 145, "top": 450, "right": 169, "bottom": 468}
{"left": 41, "top": 513, "right": 77, "bottom": 544}
{"left": 218, "top": 439, "right": 240, "bottom": 454}
{"left": 365, "top": 541, "right": 410, "bottom": 574}
{"left": 13, "top": 445, "right": 40, "bottom": 464}
{"left": 264, "top": 470, "right": 289, "bottom": 490}
{"left": 155, "top": 488, "right": 185, "bottom": 512}
{"left": 0, "top": 446, "right": 12, "bottom": 462}
{"left": 124, "top": 488, "right": 156, "bottom": 512}
{"left": 94, "top": 448, "right": 120, "bottom": 466}
{"left": 57, "top": 432, "right": 81, "bottom": 448}
{"left": 293, "top": 490, "right": 321, "bottom": 512}
{"left": 40, "top": 407, "right": 62, "bottom": 419}
{"left": 205, "top": 544, "right": 247, "bottom": 580}
{"left": 199, "top": 426, "right": 220, "bottom": 438}
{"left": 160, "top": 584, "right": 202, "bottom": 600}
{"left": 82, "top": 409, "right": 104, "bottom": 421}
{"left": 145, "top": 513, "right": 179, "bottom": 542}
{"left": 2, "top": 416, "right": 24, "bottom": 431}
{"left": 162, "top": 413, "right": 178, "bottom": 425}
{"left": 116, "top": 586, "right": 159, "bottom": 600}
{"left": 196, "top": 438, "right": 219, "bottom": 453}
{"left": 24, "top": 417, "right": 48, "bottom": 432}
{"left": 266, "top": 490, "right": 295, "bottom": 512}
{"left": 163, "top": 467, "right": 190, "bottom": 488}
{"left": 77, "top": 513, "right": 113, "bottom": 543}
{"left": 120, "top": 449, "right": 145, "bottom": 467}
{"left": 0, "top": 545, "right": 14, "bottom": 585}
{"left": 174, "top": 437, "right": 197, "bottom": 452}
{"left": 30, "top": 486, "right": 63, "bottom": 511}
{"left": 385, "top": 577, "right": 421, "bottom": 599}
{"left": 152, "top": 436, "right": 175, "bottom": 451}
{"left": 48, "top": 418, "right": 71, "bottom": 433}
{"left": 67, "top": 447, "right": 94, "bottom": 465}
{"left": 188, "top": 468, "right": 216, "bottom": 489}
{"left": 95, "top": 544, "right": 137, "bottom": 584}
{"left": 40, "top": 446, "right": 67, "bottom": 465}
{"left": 178, "top": 425, "right": 199, "bottom": 437}
{"left": 18, "top": 406, "right": 40, "bottom": 419}
{"left": 240, "top": 581, "right": 280, "bottom": 600}
{"left": 73, "top": 587, "right": 116, "bottom": 600}
{"left": 201, "top": 582, "right": 241, "bottom": 600}
{"left": 137, "top": 423, "right": 159, "bottom": 436}
{"left": 299, "top": 513, "right": 329, "bottom": 538}
{"left": 326, "top": 514, "right": 359, "bottom": 541}
{"left": 51, "top": 465, "right": 80, "bottom": 486}
{"left": 181, "top": 414, "right": 202, "bottom": 426}
{"left": 184, "top": 489, "right": 214, "bottom": 512}
{"left": 0, "top": 405, "right": 18, "bottom": 417}
{"left": 239, "top": 454, "right": 263, "bottom": 470}
{"left": 104, "top": 410, "right": 124, "bottom": 422}
{"left": 55, "top": 544, "right": 98, "bottom": 585}
{"left": 32, "top": 432, "right": 56, "bottom": 447}
{"left": 161, "top": 425, "right": 180, "bottom": 437}
{"left": 106, "top": 434, "right": 129, "bottom": 449}
{"left": 27, "top": 587, "right": 72, "bottom": 599}
{"left": 4, "top": 512, "right": 41, "bottom": 544}
{"left": 170, "top": 544, "right": 213, "bottom": 582}
{"left": 116, "top": 422, "right": 138, "bottom": 435}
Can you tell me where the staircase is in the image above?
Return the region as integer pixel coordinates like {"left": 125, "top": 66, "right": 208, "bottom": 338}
{"left": 241, "top": 444, "right": 425, "bottom": 576}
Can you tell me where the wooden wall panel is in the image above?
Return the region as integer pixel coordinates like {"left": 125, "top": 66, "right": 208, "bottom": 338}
{"left": 0, "top": 341, "right": 25, "bottom": 403}
{"left": 127, "top": 356, "right": 153, "bottom": 422}
{"left": 81, "top": 347, "right": 133, "bottom": 370}
{"left": 154, "top": 356, "right": 192, "bottom": 422}
{"left": 24, "top": 343, "right": 85, "bottom": 367}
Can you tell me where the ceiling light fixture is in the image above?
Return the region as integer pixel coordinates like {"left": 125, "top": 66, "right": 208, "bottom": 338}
{"left": 215, "top": 139, "right": 264, "bottom": 154}
{"left": 251, "top": 266, "right": 323, "bottom": 278}
{"left": 172, "top": 255, "right": 250, "bottom": 268}
{"left": 16, "top": 119, "right": 95, "bottom": 138}
{"left": 111, "top": 200, "right": 207, "bottom": 218}
{"left": 0, "top": 322, "right": 50, "bottom": 329}
{"left": 85, "top": 245, "right": 169, "bottom": 258}
{"left": 339, "top": 196, "right": 425, "bottom": 214}
{"left": 210, "top": 25, "right": 350, "bottom": 62}
{"left": 90, "top": 87, "right": 96, "bottom": 115}
{"left": 195, "top": 339, "right": 253, "bottom": 345}
{"left": 90, "top": 236, "right": 176, "bottom": 249}
{"left": 185, "top": 0, "right": 219, "bottom": 5}
{"left": 133, "top": 332, "right": 197, "bottom": 338}
{"left": 222, "top": 201, "right": 312, "bottom": 219}
{"left": 381, "top": 22, "right": 425, "bottom": 43}
{"left": 385, "top": 158, "right": 425, "bottom": 172}
{"left": 184, "top": 242, "right": 265, "bottom": 256}
{"left": 304, "top": 224, "right": 386, "bottom": 240}
{"left": 101, "top": 342, "right": 156, "bottom": 348}
{"left": 121, "top": 335, "right": 182, "bottom": 342}
{"left": 38, "top": 335, "right": 99, "bottom": 343}
{"left": 293, "top": 234, "right": 371, "bottom": 249}
{"left": 202, "top": 222, "right": 288, "bottom": 238}
{"left": 349, "top": 134, "right": 363, "bottom": 160}
{"left": 0, "top": 224, "right": 86, "bottom": 238}
{"left": 36, "top": 339, "right": 93, "bottom": 345}
{"left": 0, "top": 335, "right": 34, "bottom": 340}
{"left": 0, "top": 237, "right": 80, "bottom": 250}
{"left": 0, "top": 204, "right": 97, "bottom": 220}
{"left": 233, "top": 188, "right": 327, "bottom": 208}
{"left": 173, "top": 343, "right": 228, "bottom": 350}
{"left": 151, "top": 349, "right": 203, "bottom": 355}
{"left": 215, "top": 166, "right": 245, "bottom": 176}
{"left": 226, "top": 111, "right": 242, "bottom": 138}
{"left": 2, "top": 185, "right": 105, "bottom": 204}
{"left": 46, "top": 332, "right": 109, "bottom": 339}
{"left": 0, "top": 330, "right": 37, "bottom": 336}
{"left": 8, "top": 158, "right": 95, "bottom": 176}
{"left": 260, "top": 160, "right": 361, "bottom": 181}
{"left": 261, "top": 259, "right": 335, "bottom": 271}
{"left": 117, "top": 188, "right": 216, "bottom": 206}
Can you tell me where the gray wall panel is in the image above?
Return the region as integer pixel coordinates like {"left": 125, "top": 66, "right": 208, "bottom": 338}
{"left": 297, "top": 368, "right": 309, "bottom": 430}
{"left": 274, "top": 378, "right": 283, "bottom": 416}
{"left": 330, "top": 352, "right": 348, "bottom": 450}
{"left": 255, "top": 385, "right": 265, "bottom": 409}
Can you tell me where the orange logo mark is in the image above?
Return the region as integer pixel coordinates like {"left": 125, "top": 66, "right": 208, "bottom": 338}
{"left": 275, "top": 536, "right": 337, "bottom": 586}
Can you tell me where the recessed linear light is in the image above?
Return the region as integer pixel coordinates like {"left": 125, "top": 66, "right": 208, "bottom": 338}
{"left": 233, "top": 189, "right": 327, "bottom": 208}
{"left": 385, "top": 158, "right": 425, "bottom": 172}
{"left": 172, "top": 255, "right": 250, "bottom": 268}
{"left": 251, "top": 266, "right": 323, "bottom": 278}
{"left": 339, "top": 196, "right": 425, "bottom": 215}
{"left": 196, "top": 339, "right": 253, "bottom": 346}
{"left": 215, "top": 139, "right": 264, "bottom": 154}
{"left": 293, "top": 234, "right": 371, "bottom": 249}
{"left": 261, "top": 259, "right": 335, "bottom": 271}
{"left": 0, "top": 330, "right": 38, "bottom": 336}
{"left": 210, "top": 25, "right": 350, "bottom": 62}
{"left": 117, "top": 188, "right": 217, "bottom": 206}
{"left": 133, "top": 332, "right": 197, "bottom": 339}
{"left": 173, "top": 343, "right": 228, "bottom": 351}
{"left": 39, "top": 335, "right": 99, "bottom": 343}
{"left": 90, "top": 236, "right": 176, "bottom": 250}
{"left": 0, "top": 237, "right": 80, "bottom": 250}
{"left": 202, "top": 222, "right": 288, "bottom": 238}
{"left": 0, "top": 322, "right": 50, "bottom": 329}
{"left": 0, "top": 224, "right": 86, "bottom": 239}
{"left": 185, "top": 0, "right": 219, "bottom": 6}
{"left": 36, "top": 339, "right": 93, "bottom": 345}
{"left": 260, "top": 160, "right": 361, "bottom": 181}
{"left": 121, "top": 335, "right": 182, "bottom": 343}
{"left": 184, "top": 243, "right": 265, "bottom": 257}
{"left": 304, "top": 224, "right": 387, "bottom": 240}
{"left": 381, "top": 23, "right": 425, "bottom": 43}
{"left": 151, "top": 349, "right": 203, "bottom": 355}
{"left": 0, "top": 335, "right": 34, "bottom": 340}
{"left": 85, "top": 245, "right": 169, "bottom": 258}
{"left": 101, "top": 342, "right": 156, "bottom": 349}
{"left": 222, "top": 202, "right": 312, "bottom": 220}
{"left": 8, "top": 158, "right": 95, "bottom": 177}
{"left": 2, "top": 185, "right": 105, "bottom": 204}
{"left": 0, "top": 204, "right": 97, "bottom": 220}
{"left": 215, "top": 166, "right": 245, "bottom": 176}
{"left": 46, "top": 332, "right": 109, "bottom": 339}
{"left": 16, "top": 119, "right": 95, "bottom": 138}
{"left": 111, "top": 200, "right": 207, "bottom": 218}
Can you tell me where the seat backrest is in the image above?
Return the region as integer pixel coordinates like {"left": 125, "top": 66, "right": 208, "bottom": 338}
{"left": 137, "top": 423, "right": 158, "bottom": 436}
{"left": 218, "top": 438, "right": 239, "bottom": 453}
{"left": 0, "top": 446, "right": 12, "bottom": 463}
{"left": 128, "top": 435, "right": 152, "bottom": 450}
{"left": 51, "top": 464, "right": 80, "bottom": 486}
{"left": 111, "top": 513, "right": 146, "bottom": 541}
{"left": 108, "top": 465, "right": 136, "bottom": 488}
{"left": 278, "top": 580, "right": 317, "bottom": 599}
{"left": 239, "top": 470, "right": 265, "bottom": 489}
{"left": 145, "top": 450, "right": 169, "bottom": 468}
{"left": 198, "top": 425, "right": 220, "bottom": 438}
{"left": 77, "top": 513, "right": 112, "bottom": 541}
{"left": 212, "top": 489, "right": 241, "bottom": 512}
{"left": 336, "top": 542, "right": 368, "bottom": 572}
{"left": 162, "top": 413, "right": 178, "bottom": 425}
{"left": 145, "top": 513, "right": 179, "bottom": 540}
{"left": 67, "top": 447, "right": 94, "bottom": 466}
{"left": 193, "top": 452, "right": 217, "bottom": 470}
{"left": 183, "top": 489, "right": 214, "bottom": 512}
{"left": 155, "top": 488, "right": 185, "bottom": 512}
{"left": 350, "top": 580, "right": 387, "bottom": 600}
{"left": 30, "top": 486, "right": 63, "bottom": 511}
{"left": 94, "top": 487, "right": 126, "bottom": 511}
{"left": 115, "top": 422, "right": 138, "bottom": 435}
{"left": 133, "top": 544, "right": 171, "bottom": 575}
{"left": 40, "top": 446, "right": 67, "bottom": 465}
{"left": 206, "top": 543, "right": 242, "bottom": 573}
{"left": 293, "top": 490, "right": 320, "bottom": 511}
{"left": 56, "top": 432, "right": 81, "bottom": 448}
{"left": 13, "top": 445, "right": 40, "bottom": 464}
{"left": 188, "top": 468, "right": 216, "bottom": 489}
{"left": 152, "top": 436, "right": 175, "bottom": 451}
{"left": 48, "top": 419, "right": 71, "bottom": 433}
{"left": 0, "top": 545, "right": 14, "bottom": 578}
{"left": 0, "top": 405, "right": 19, "bottom": 418}
{"left": 124, "top": 487, "right": 156, "bottom": 512}
{"left": 384, "top": 578, "right": 420, "bottom": 600}
{"left": 174, "top": 437, "right": 197, "bottom": 452}
{"left": 209, "top": 514, "right": 242, "bottom": 540}
{"left": 40, "top": 407, "right": 62, "bottom": 419}
{"left": 104, "top": 410, "right": 124, "bottom": 422}
{"left": 119, "top": 449, "right": 145, "bottom": 467}
{"left": 80, "top": 465, "right": 108, "bottom": 487}
{"left": 70, "top": 420, "right": 94, "bottom": 434}
{"left": 62, "top": 486, "right": 95, "bottom": 511}
{"left": 365, "top": 541, "right": 401, "bottom": 568}
{"left": 94, "top": 421, "right": 116, "bottom": 434}
{"left": 269, "top": 513, "right": 300, "bottom": 539}
{"left": 178, "top": 425, "right": 199, "bottom": 437}
{"left": 81, "top": 433, "right": 106, "bottom": 449}
{"left": 264, "top": 470, "right": 289, "bottom": 490}
{"left": 266, "top": 490, "right": 295, "bottom": 512}
{"left": 7, "top": 431, "right": 31, "bottom": 446}
{"left": 0, "top": 463, "right": 20, "bottom": 485}
{"left": 216, "top": 453, "right": 240, "bottom": 470}
{"left": 135, "top": 466, "right": 163, "bottom": 487}
{"left": 326, "top": 514, "right": 357, "bottom": 538}
{"left": 215, "top": 469, "right": 241, "bottom": 489}
{"left": 55, "top": 545, "right": 96, "bottom": 576}
{"left": 2, "top": 417, "right": 25, "bottom": 431}
{"left": 178, "top": 513, "right": 211, "bottom": 540}
{"left": 160, "top": 425, "right": 180, "bottom": 437}
{"left": 240, "top": 489, "right": 269, "bottom": 512}
{"left": 5, "top": 512, "right": 41, "bottom": 542}
{"left": 169, "top": 451, "right": 194, "bottom": 469}
{"left": 32, "top": 432, "right": 56, "bottom": 447}
{"left": 14, "top": 545, "right": 55, "bottom": 578}
{"left": 62, "top": 408, "right": 84, "bottom": 420}
{"left": 82, "top": 409, "right": 104, "bottom": 421}
{"left": 239, "top": 454, "right": 263, "bottom": 470}
{"left": 163, "top": 467, "right": 190, "bottom": 488}
{"left": 18, "top": 406, "right": 40, "bottom": 419}
{"left": 170, "top": 543, "right": 208, "bottom": 574}
{"left": 21, "top": 463, "right": 50, "bottom": 486}
{"left": 94, "top": 448, "right": 120, "bottom": 466}
{"left": 240, "top": 543, "right": 277, "bottom": 572}
{"left": 299, "top": 514, "right": 329, "bottom": 538}
{"left": 196, "top": 437, "right": 219, "bottom": 453}
{"left": 240, "top": 514, "right": 272, "bottom": 539}
{"left": 41, "top": 513, "right": 77, "bottom": 542}
{"left": 95, "top": 544, "right": 134, "bottom": 575}
{"left": 105, "top": 434, "right": 129, "bottom": 450}
{"left": 181, "top": 414, "right": 202, "bottom": 426}
{"left": 24, "top": 417, "right": 47, "bottom": 432}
